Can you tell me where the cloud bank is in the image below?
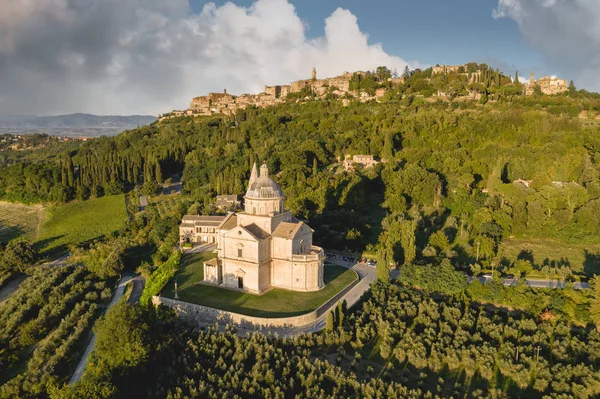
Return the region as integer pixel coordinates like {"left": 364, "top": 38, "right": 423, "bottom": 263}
{"left": 494, "top": 0, "right": 600, "bottom": 90}
{"left": 0, "top": 0, "right": 410, "bottom": 116}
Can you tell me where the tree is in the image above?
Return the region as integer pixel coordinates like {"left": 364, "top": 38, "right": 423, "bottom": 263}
{"left": 326, "top": 311, "right": 334, "bottom": 332}
{"left": 402, "top": 65, "right": 411, "bottom": 79}
{"left": 376, "top": 246, "right": 391, "bottom": 283}
{"left": 400, "top": 220, "right": 417, "bottom": 265}
{"left": 475, "top": 235, "right": 496, "bottom": 262}
{"left": 70, "top": 238, "right": 129, "bottom": 278}
{"left": 590, "top": 276, "right": 600, "bottom": 329}
{"left": 569, "top": 80, "right": 576, "bottom": 94}
{"left": 93, "top": 303, "right": 151, "bottom": 370}
{"left": 1, "top": 239, "right": 37, "bottom": 271}
{"left": 382, "top": 132, "right": 394, "bottom": 161}
{"left": 155, "top": 162, "right": 163, "bottom": 184}
{"left": 428, "top": 231, "right": 449, "bottom": 252}
{"left": 337, "top": 301, "right": 345, "bottom": 329}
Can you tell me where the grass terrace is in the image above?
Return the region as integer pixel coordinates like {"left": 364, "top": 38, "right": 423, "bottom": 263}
{"left": 36, "top": 194, "right": 129, "bottom": 256}
{"left": 163, "top": 252, "right": 358, "bottom": 318}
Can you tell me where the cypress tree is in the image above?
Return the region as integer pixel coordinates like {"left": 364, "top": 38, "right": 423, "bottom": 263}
{"left": 382, "top": 132, "right": 394, "bottom": 161}
{"left": 326, "top": 311, "right": 334, "bottom": 332}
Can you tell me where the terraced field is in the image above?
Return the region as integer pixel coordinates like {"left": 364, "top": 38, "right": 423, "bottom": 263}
{"left": 0, "top": 202, "right": 43, "bottom": 243}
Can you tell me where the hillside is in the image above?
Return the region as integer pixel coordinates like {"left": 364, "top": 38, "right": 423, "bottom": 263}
{"left": 2, "top": 63, "right": 600, "bottom": 399}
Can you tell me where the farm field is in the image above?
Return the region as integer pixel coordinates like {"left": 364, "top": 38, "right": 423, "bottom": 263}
{"left": 163, "top": 252, "right": 358, "bottom": 318}
{"left": 36, "top": 195, "right": 129, "bottom": 255}
{"left": 0, "top": 202, "right": 43, "bottom": 243}
{"left": 498, "top": 237, "right": 600, "bottom": 277}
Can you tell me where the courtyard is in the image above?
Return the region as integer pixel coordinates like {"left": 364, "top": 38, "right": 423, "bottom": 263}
{"left": 162, "top": 252, "right": 358, "bottom": 318}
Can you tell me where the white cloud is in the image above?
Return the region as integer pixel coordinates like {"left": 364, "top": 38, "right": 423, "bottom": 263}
{"left": 0, "top": 0, "right": 411, "bottom": 115}
{"left": 494, "top": 0, "right": 600, "bottom": 90}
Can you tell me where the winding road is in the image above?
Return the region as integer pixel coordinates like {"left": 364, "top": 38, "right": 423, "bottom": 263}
{"left": 68, "top": 274, "right": 135, "bottom": 384}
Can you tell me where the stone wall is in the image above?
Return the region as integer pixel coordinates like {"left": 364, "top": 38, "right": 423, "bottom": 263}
{"left": 152, "top": 268, "right": 359, "bottom": 328}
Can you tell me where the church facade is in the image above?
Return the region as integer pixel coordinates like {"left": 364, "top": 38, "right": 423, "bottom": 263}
{"left": 180, "top": 162, "right": 325, "bottom": 294}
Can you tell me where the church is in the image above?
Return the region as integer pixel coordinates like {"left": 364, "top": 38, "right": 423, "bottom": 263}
{"left": 179, "top": 162, "right": 325, "bottom": 294}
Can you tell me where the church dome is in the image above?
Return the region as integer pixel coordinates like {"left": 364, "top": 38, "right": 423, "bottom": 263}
{"left": 245, "top": 162, "right": 283, "bottom": 200}
{"left": 245, "top": 177, "right": 283, "bottom": 199}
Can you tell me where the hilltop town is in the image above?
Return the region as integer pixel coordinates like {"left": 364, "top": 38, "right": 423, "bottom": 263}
{"left": 160, "top": 63, "right": 572, "bottom": 120}
{"left": 160, "top": 68, "right": 402, "bottom": 120}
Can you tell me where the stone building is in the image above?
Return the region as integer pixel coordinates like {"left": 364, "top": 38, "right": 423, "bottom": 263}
{"left": 179, "top": 215, "right": 226, "bottom": 245}
{"left": 215, "top": 195, "right": 240, "bottom": 210}
{"left": 524, "top": 72, "right": 569, "bottom": 96}
{"left": 432, "top": 65, "right": 463, "bottom": 75}
{"left": 186, "top": 162, "right": 325, "bottom": 294}
{"left": 343, "top": 154, "right": 380, "bottom": 171}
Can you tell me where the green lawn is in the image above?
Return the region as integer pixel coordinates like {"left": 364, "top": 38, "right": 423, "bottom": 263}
{"left": 163, "top": 252, "right": 358, "bottom": 317}
{"left": 36, "top": 195, "right": 128, "bottom": 255}
{"left": 498, "top": 237, "right": 600, "bottom": 277}
{"left": 0, "top": 202, "right": 43, "bottom": 243}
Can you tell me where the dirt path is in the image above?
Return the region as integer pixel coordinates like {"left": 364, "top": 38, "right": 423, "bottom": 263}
{"left": 0, "top": 274, "right": 28, "bottom": 303}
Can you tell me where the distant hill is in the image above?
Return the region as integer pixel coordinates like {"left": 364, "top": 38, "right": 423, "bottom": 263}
{"left": 0, "top": 113, "right": 157, "bottom": 137}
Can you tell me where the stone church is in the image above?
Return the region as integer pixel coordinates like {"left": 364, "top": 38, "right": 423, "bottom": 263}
{"left": 180, "top": 162, "right": 325, "bottom": 294}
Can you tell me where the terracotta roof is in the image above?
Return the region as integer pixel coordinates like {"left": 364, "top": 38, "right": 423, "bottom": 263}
{"left": 219, "top": 213, "right": 238, "bottom": 230}
{"left": 216, "top": 195, "right": 238, "bottom": 201}
{"left": 182, "top": 215, "right": 226, "bottom": 222}
{"left": 181, "top": 215, "right": 226, "bottom": 227}
{"left": 272, "top": 221, "right": 304, "bottom": 239}
{"left": 242, "top": 224, "right": 270, "bottom": 240}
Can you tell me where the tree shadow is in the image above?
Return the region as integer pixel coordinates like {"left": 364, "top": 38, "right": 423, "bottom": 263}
{"left": 517, "top": 250, "right": 534, "bottom": 264}
{"left": 33, "top": 235, "right": 65, "bottom": 252}
{"left": 0, "top": 225, "right": 26, "bottom": 245}
{"left": 584, "top": 251, "right": 600, "bottom": 277}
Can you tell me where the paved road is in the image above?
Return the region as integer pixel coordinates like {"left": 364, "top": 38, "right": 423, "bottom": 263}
{"left": 128, "top": 274, "right": 146, "bottom": 304}
{"left": 186, "top": 243, "right": 216, "bottom": 254}
{"left": 69, "top": 274, "right": 134, "bottom": 384}
{"left": 162, "top": 174, "right": 182, "bottom": 195}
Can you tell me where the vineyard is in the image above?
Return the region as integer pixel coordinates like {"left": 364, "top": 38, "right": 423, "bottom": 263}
{"left": 0, "top": 202, "right": 43, "bottom": 243}
{"left": 0, "top": 265, "right": 114, "bottom": 398}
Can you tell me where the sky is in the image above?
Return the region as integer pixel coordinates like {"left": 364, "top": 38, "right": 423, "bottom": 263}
{"left": 0, "top": 0, "right": 596, "bottom": 116}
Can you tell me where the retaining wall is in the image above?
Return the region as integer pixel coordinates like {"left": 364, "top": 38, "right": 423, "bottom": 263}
{"left": 152, "top": 269, "right": 359, "bottom": 329}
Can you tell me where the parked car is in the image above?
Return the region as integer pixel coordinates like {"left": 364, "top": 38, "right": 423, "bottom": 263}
{"left": 367, "top": 261, "right": 376, "bottom": 268}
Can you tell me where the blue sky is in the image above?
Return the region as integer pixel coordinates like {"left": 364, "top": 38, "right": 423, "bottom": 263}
{"left": 190, "top": 0, "right": 548, "bottom": 78}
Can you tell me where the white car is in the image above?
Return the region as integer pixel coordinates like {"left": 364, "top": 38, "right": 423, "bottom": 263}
{"left": 367, "top": 261, "right": 376, "bottom": 268}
